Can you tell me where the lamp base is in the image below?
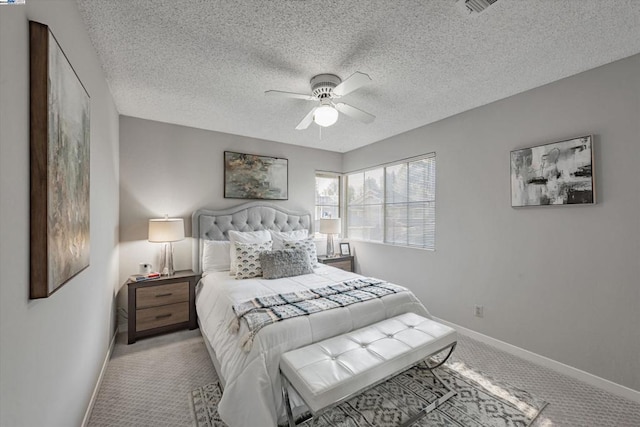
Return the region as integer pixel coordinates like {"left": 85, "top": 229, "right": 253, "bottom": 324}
{"left": 160, "top": 242, "right": 175, "bottom": 276}
{"left": 326, "top": 234, "right": 336, "bottom": 258}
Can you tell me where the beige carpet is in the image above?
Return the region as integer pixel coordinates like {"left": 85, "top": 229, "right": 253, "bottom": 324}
{"left": 88, "top": 329, "right": 217, "bottom": 426}
{"left": 89, "top": 329, "right": 640, "bottom": 426}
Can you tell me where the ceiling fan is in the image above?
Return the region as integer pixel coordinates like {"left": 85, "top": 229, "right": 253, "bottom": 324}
{"left": 265, "top": 72, "right": 375, "bottom": 130}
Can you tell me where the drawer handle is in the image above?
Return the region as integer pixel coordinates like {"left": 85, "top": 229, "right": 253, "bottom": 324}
{"left": 155, "top": 314, "right": 172, "bottom": 320}
{"left": 155, "top": 293, "right": 173, "bottom": 298}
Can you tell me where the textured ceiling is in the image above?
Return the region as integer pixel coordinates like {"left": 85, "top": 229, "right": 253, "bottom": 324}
{"left": 77, "top": 0, "right": 640, "bottom": 153}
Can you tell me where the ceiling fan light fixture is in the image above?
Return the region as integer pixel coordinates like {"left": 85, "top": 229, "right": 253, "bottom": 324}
{"left": 268, "top": 71, "right": 373, "bottom": 130}
{"left": 313, "top": 104, "right": 339, "bottom": 127}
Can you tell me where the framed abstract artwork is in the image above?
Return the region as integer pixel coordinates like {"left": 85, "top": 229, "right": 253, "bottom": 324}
{"left": 224, "top": 151, "right": 288, "bottom": 200}
{"left": 30, "top": 21, "right": 91, "bottom": 298}
{"left": 510, "top": 135, "right": 595, "bottom": 207}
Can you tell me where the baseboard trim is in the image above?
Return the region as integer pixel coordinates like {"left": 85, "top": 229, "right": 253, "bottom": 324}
{"left": 81, "top": 328, "right": 118, "bottom": 427}
{"left": 434, "top": 317, "right": 640, "bottom": 404}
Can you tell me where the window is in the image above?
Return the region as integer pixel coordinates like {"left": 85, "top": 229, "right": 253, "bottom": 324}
{"left": 315, "top": 172, "right": 340, "bottom": 234}
{"left": 346, "top": 154, "right": 435, "bottom": 250}
{"left": 346, "top": 169, "right": 383, "bottom": 242}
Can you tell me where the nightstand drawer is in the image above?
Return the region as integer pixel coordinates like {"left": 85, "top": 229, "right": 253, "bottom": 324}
{"left": 136, "top": 302, "right": 189, "bottom": 331}
{"left": 127, "top": 270, "right": 199, "bottom": 344}
{"left": 329, "top": 260, "right": 352, "bottom": 271}
{"left": 136, "top": 281, "right": 189, "bottom": 308}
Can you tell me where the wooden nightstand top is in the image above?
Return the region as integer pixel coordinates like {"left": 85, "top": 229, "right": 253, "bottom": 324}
{"left": 318, "top": 255, "right": 353, "bottom": 262}
{"left": 127, "top": 269, "right": 198, "bottom": 285}
{"left": 318, "top": 255, "right": 354, "bottom": 272}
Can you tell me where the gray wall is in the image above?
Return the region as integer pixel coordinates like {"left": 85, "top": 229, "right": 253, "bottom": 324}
{"left": 118, "top": 116, "right": 342, "bottom": 292}
{"left": 343, "top": 54, "right": 640, "bottom": 391}
{"left": 0, "top": 1, "right": 120, "bottom": 426}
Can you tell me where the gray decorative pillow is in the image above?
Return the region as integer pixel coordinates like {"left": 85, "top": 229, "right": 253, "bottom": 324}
{"left": 284, "top": 237, "right": 319, "bottom": 267}
{"left": 234, "top": 241, "right": 272, "bottom": 279}
{"left": 259, "top": 249, "right": 313, "bottom": 280}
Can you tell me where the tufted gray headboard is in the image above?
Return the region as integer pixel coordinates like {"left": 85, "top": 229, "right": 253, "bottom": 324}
{"left": 192, "top": 201, "right": 312, "bottom": 273}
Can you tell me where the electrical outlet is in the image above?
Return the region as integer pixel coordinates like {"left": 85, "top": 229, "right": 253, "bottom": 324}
{"left": 474, "top": 305, "right": 484, "bottom": 318}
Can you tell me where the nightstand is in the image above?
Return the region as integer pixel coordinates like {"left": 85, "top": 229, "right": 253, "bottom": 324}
{"left": 318, "top": 255, "right": 354, "bottom": 272}
{"left": 127, "top": 270, "right": 199, "bottom": 344}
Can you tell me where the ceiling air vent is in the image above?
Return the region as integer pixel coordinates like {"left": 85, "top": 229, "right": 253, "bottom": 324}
{"left": 456, "top": 0, "right": 498, "bottom": 15}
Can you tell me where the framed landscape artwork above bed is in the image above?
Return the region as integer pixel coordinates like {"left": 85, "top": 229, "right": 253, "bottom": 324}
{"left": 510, "top": 135, "right": 595, "bottom": 207}
{"left": 224, "top": 151, "right": 288, "bottom": 200}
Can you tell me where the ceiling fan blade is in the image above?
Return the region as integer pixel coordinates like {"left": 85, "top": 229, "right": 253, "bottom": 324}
{"left": 335, "top": 102, "right": 375, "bottom": 124}
{"left": 332, "top": 72, "right": 372, "bottom": 97}
{"left": 265, "top": 90, "right": 316, "bottom": 101}
{"left": 295, "top": 107, "right": 317, "bottom": 130}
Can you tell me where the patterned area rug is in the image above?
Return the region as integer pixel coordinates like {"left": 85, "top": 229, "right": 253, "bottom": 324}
{"left": 190, "top": 361, "right": 547, "bottom": 427}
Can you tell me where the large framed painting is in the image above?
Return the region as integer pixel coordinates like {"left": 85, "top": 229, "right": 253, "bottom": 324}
{"left": 30, "top": 21, "right": 91, "bottom": 298}
{"left": 510, "top": 135, "right": 595, "bottom": 207}
{"left": 224, "top": 151, "right": 288, "bottom": 200}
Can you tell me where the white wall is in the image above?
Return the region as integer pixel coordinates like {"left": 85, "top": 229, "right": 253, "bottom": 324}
{"left": 0, "top": 1, "right": 120, "bottom": 426}
{"left": 118, "top": 116, "right": 342, "bottom": 308}
{"left": 343, "top": 54, "right": 640, "bottom": 391}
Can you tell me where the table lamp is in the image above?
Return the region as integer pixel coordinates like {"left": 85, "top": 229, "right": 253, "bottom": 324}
{"left": 319, "top": 218, "right": 341, "bottom": 258}
{"left": 148, "top": 215, "right": 185, "bottom": 276}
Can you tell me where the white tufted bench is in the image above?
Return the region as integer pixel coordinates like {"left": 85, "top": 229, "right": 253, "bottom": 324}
{"left": 279, "top": 312, "right": 457, "bottom": 427}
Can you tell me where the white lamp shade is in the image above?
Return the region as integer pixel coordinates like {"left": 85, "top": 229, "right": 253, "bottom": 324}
{"left": 148, "top": 218, "right": 185, "bottom": 242}
{"left": 313, "top": 105, "right": 339, "bottom": 127}
{"left": 319, "top": 218, "right": 341, "bottom": 234}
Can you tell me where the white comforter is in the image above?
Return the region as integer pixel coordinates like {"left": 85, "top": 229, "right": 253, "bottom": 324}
{"left": 195, "top": 265, "right": 431, "bottom": 426}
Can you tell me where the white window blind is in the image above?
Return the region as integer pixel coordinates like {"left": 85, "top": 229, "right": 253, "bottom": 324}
{"left": 346, "top": 154, "right": 436, "bottom": 250}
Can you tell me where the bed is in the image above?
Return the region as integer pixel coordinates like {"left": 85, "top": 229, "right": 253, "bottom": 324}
{"left": 192, "top": 202, "right": 432, "bottom": 426}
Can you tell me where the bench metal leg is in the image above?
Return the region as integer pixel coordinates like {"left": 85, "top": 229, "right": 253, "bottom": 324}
{"left": 424, "top": 342, "right": 456, "bottom": 370}
{"left": 400, "top": 373, "right": 456, "bottom": 427}
{"left": 281, "top": 373, "right": 296, "bottom": 427}
{"left": 399, "top": 343, "right": 457, "bottom": 427}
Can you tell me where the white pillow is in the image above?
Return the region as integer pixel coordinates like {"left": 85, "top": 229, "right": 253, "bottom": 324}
{"left": 284, "top": 237, "right": 319, "bottom": 267}
{"left": 228, "top": 230, "right": 272, "bottom": 275}
{"left": 234, "top": 241, "right": 272, "bottom": 279}
{"left": 269, "top": 229, "right": 309, "bottom": 250}
{"left": 202, "top": 240, "right": 231, "bottom": 273}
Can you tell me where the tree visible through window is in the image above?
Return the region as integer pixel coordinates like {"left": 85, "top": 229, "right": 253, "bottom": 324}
{"left": 346, "top": 154, "right": 436, "bottom": 250}
{"left": 346, "top": 169, "right": 383, "bottom": 242}
{"left": 315, "top": 173, "right": 340, "bottom": 234}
